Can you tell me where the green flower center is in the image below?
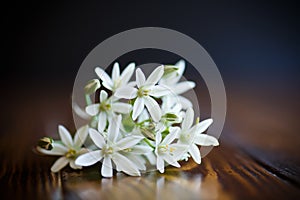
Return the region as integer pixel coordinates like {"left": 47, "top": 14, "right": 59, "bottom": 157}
{"left": 99, "top": 102, "right": 111, "bottom": 111}
{"left": 65, "top": 149, "right": 77, "bottom": 159}
{"left": 104, "top": 147, "right": 114, "bottom": 155}
{"left": 137, "top": 88, "right": 149, "bottom": 97}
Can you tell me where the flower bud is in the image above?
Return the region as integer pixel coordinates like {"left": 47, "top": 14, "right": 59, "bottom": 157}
{"left": 163, "top": 65, "right": 179, "bottom": 79}
{"left": 84, "top": 79, "right": 101, "bottom": 95}
{"left": 38, "top": 137, "right": 54, "bottom": 150}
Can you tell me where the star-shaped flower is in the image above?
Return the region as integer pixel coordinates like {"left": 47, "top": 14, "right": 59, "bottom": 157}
{"left": 75, "top": 115, "right": 144, "bottom": 177}
{"left": 95, "top": 62, "right": 135, "bottom": 92}
{"left": 115, "top": 65, "right": 169, "bottom": 122}
{"left": 85, "top": 90, "right": 132, "bottom": 132}
{"left": 37, "top": 125, "right": 89, "bottom": 172}
{"left": 155, "top": 128, "right": 187, "bottom": 173}
{"left": 177, "top": 107, "right": 219, "bottom": 164}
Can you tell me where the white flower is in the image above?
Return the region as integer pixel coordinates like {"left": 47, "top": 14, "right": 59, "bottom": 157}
{"left": 177, "top": 107, "right": 219, "bottom": 164}
{"left": 85, "top": 90, "right": 132, "bottom": 132}
{"left": 155, "top": 128, "right": 187, "bottom": 173}
{"left": 115, "top": 65, "right": 169, "bottom": 122}
{"left": 95, "top": 62, "right": 135, "bottom": 92}
{"left": 75, "top": 115, "right": 144, "bottom": 177}
{"left": 37, "top": 125, "right": 89, "bottom": 172}
{"left": 160, "top": 60, "right": 195, "bottom": 109}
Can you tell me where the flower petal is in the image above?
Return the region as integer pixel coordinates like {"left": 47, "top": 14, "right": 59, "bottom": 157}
{"left": 182, "top": 107, "right": 194, "bottom": 130}
{"left": 155, "top": 131, "right": 162, "bottom": 147}
{"left": 85, "top": 104, "right": 100, "bottom": 116}
{"left": 74, "top": 125, "right": 89, "bottom": 147}
{"left": 156, "top": 156, "right": 165, "bottom": 173}
{"left": 101, "top": 156, "right": 113, "bottom": 177}
{"left": 102, "top": 81, "right": 113, "bottom": 91}
{"left": 58, "top": 125, "right": 73, "bottom": 147}
{"left": 136, "top": 68, "right": 146, "bottom": 87}
{"left": 145, "top": 65, "right": 164, "bottom": 86}
{"left": 100, "top": 90, "right": 108, "bottom": 103}
{"left": 144, "top": 96, "right": 161, "bottom": 122}
{"left": 194, "top": 134, "right": 219, "bottom": 146}
{"left": 112, "top": 62, "right": 120, "bottom": 81}
{"left": 116, "top": 136, "right": 143, "bottom": 150}
{"left": 195, "top": 119, "right": 213, "bottom": 133}
{"left": 69, "top": 160, "right": 82, "bottom": 169}
{"left": 132, "top": 97, "right": 145, "bottom": 120}
{"left": 37, "top": 143, "right": 68, "bottom": 156}
{"left": 75, "top": 150, "right": 102, "bottom": 166}
{"left": 178, "top": 96, "right": 193, "bottom": 109}
{"left": 95, "top": 67, "right": 113, "bottom": 88}
{"left": 163, "top": 153, "right": 180, "bottom": 168}
{"left": 111, "top": 102, "right": 132, "bottom": 114}
{"left": 126, "top": 155, "right": 146, "bottom": 170}
{"left": 51, "top": 157, "right": 69, "bottom": 172}
{"left": 113, "top": 153, "right": 141, "bottom": 176}
{"left": 120, "top": 62, "right": 135, "bottom": 84}
{"left": 114, "top": 86, "right": 137, "bottom": 99}
{"left": 131, "top": 145, "right": 153, "bottom": 154}
{"left": 162, "top": 128, "right": 179, "bottom": 145}
{"left": 189, "top": 144, "right": 201, "bottom": 164}
{"left": 97, "top": 112, "right": 107, "bottom": 133}
{"left": 89, "top": 128, "right": 106, "bottom": 148}
{"left": 174, "top": 81, "right": 195, "bottom": 95}
{"left": 107, "top": 114, "right": 121, "bottom": 142}
{"left": 149, "top": 85, "right": 171, "bottom": 98}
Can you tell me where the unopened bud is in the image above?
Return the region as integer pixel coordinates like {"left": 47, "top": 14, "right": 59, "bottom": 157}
{"left": 84, "top": 79, "right": 101, "bottom": 95}
{"left": 38, "top": 137, "right": 54, "bottom": 150}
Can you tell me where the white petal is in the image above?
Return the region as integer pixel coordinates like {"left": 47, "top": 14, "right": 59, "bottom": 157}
{"left": 37, "top": 143, "right": 68, "bottom": 156}
{"left": 112, "top": 62, "right": 120, "bottom": 81}
{"left": 182, "top": 107, "right": 194, "bottom": 130}
{"left": 132, "top": 97, "right": 145, "bottom": 120}
{"left": 162, "top": 129, "right": 179, "bottom": 145}
{"left": 174, "top": 81, "right": 195, "bottom": 95}
{"left": 74, "top": 125, "right": 89, "bottom": 147}
{"left": 120, "top": 62, "right": 135, "bottom": 84}
{"left": 100, "top": 90, "right": 108, "bottom": 102}
{"left": 144, "top": 96, "right": 161, "bottom": 122}
{"left": 95, "top": 67, "right": 113, "bottom": 88}
{"left": 149, "top": 85, "right": 171, "bottom": 98}
{"left": 131, "top": 145, "right": 153, "bottom": 154}
{"left": 155, "top": 131, "right": 162, "bottom": 147}
{"left": 107, "top": 114, "right": 121, "bottom": 142}
{"left": 85, "top": 104, "right": 100, "bottom": 116}
{"left": 111, "top": 102, "right": 132, "bottom": 114}
{"left": 195, "top": 119, "right": 213, "bottom": 133}
{"left": 97, "top": 112, "right": 107, "bottom": 133}
{"left": 156, "top": 156, "right": 165, "bottom": 173}
{"left": 126, "top": 155, "right": 146, "bottom": 170}
{"left": 116, "top": 136, "right": 143, "bottom": 150}
{"left": 114, "top": 86, "right": 137, "bottom": 99}
{"left": 145, "top": 152, "right": 156, "bottom": 165}
{"left": 194, "top": 134, "right": 219, "bottom": 146}
{"left": 145, "top": 65, "right": 164, "bottom": 86}
{"left": 113, "top": 153, "right": 141, "bottom": 176}
{"left": 101, "top": 156, "right": 113, "bottom": 177}
{"left": 136, "top": 68, "right": 146, "bottom": 87}
{"left": 102, "top": 81, "right": 113, "bottom": 91}
{"left": 172, "top": 59, "right": 186, "bottom": 84}
{"left": 69, "top": 160, "right": 82, "bottom": 169}
{"left": 51, "top": 157, "right": 69, "bottom": 172}
{"left": 163, "top": 154, "right": 180, "bottom": 168}
{"left": 75, "top": 150, "right": 102, "bottom": 166}
{"left": 178, "top": 96, "right": 193, "bottom": 109}
{"left": 58, "top": 125, "right": 73, "bottom": 147}
{"left": 189, "top": 144, "right": 201, "bottom": 164}
{"left": 89, "top": 128, "right": 106, "bottom": 148}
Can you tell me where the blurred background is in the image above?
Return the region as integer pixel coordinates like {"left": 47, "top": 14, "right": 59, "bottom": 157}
{"left": 1, "top": 0, "right": 300, "bottom": 185}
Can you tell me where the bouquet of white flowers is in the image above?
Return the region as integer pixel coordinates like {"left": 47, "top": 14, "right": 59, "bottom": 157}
{"left": 37, "top": 60, "right": 219, "bottom": 178}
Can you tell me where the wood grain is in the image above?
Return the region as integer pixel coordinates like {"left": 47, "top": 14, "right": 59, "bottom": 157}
{"left": 0, "top": 89, "right": 299, "bottom": 199}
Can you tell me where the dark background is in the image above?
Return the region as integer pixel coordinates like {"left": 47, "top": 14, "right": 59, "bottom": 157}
{"left": 2, "top": 0, "right": 300, "bottom": 167}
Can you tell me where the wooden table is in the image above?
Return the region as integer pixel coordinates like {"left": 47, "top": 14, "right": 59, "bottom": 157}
{"left": 1, "top": 87, "right": 299, "bottom": 199}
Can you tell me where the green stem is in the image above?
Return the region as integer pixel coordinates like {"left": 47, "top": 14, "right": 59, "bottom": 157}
{"left": 85, "top": 94, "right": 92, "bottom": 106}
{"left": 143, "top": 138, "right": 155, "bottom": 149}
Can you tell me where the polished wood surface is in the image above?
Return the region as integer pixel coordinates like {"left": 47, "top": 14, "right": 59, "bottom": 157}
{"left": 1, "top": 87, "right": 299, "bottom": 199}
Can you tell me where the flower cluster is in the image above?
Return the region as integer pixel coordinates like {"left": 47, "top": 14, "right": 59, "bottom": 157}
{"left": 37, "top": 60, "right": 219, "bottom": 177}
